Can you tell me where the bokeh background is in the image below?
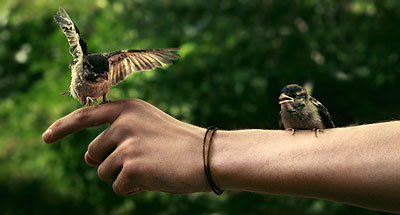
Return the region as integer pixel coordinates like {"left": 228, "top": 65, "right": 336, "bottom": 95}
{"left": 1, "top": 0, "right": 399, "bottom": 214}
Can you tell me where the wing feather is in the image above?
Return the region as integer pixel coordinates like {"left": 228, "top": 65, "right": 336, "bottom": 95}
{"left": 310, "top": 97, "right": 335, "bottom": 128}
{"left": 135, "top": 57, "right": 150, "bottom": 70}
{"left": 152, "top": 53, "right": 173, "bottom": 64}
{"left": 144, "top": 55, "right": 163, "bottom": 67}
{"left": 127, "top": 58, "right": 141, "bottom": 71}
{"left": 107, "top": 49, "right": 180, "bottom": 86}
{"left": 53, "top": 7, "right": 88, "bottom": 63}
{"left": 140, "top": 56, "right": 154, "bottom": 69}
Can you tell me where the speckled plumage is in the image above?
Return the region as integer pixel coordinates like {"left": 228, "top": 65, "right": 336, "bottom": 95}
{"left": 279, "top": 84, "right": 335, "bottom": 131}
{"left": 54, "top": 7, "right": 180, "bottom": 106}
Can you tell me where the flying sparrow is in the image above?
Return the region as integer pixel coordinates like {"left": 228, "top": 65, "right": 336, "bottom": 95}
{"left": 54, "top": 7, "right": 180, "bottom": 106}
{"left": 279, "top": 84, "right": 335, "bottom": 136}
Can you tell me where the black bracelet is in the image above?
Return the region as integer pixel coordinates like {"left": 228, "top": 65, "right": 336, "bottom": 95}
{"left": 203, "top": 127, "right": 224, "bottom": 195}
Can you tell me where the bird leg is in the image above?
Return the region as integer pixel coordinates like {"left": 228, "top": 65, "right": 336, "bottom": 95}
{"left": 312, "top": 128, "right": 323, "bottom": 137}
{"left": 286, "top": 128, "right": 296, "bottom": 135}
{"left": 100, "top": 94, "right": 111, "bottom": 105}
{"left": 85, "top": 97, "right": 96, "bottom": 106}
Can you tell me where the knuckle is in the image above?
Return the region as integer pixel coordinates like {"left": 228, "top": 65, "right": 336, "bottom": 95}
{"left": 87, "top": 140, "right": 104, "bottom": 162}
{"left": 97, "top": 164, "right": 107, "bottom": 181}
{"left": 112, "top": 176, "right": 127, "bottom": 195}
{"left": 116, "top": 143, "right": 133, "bottom": 160}
{"left": 112, "top": 182, "right": 124, "bottom": 195}
{"left": 118, "top": 138, "right": 139, "bottom": 157}
{"left": 127, "top": 98, "right": 147, "bottom": 109}
{"left": 51, "top": 120, "right": 63, "bottom": 130}
{"left": 112, "top": 161, "right": 144, "bottom": 195}
{"left": 113, "top": 124, "right": 133, "bottom": 137}
{"left": 120, "top": 147, "right": 131, "bottom": 158}
{"left": 125, "top": 160, "right": 146, "bottom": 179}
{"left": 123, "top": 137, "right": 137, "bottom": 146}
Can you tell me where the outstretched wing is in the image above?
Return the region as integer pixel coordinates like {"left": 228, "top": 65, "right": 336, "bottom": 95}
{"left": 106, "top": 48, "right": 180, "bottom": 86}
{"left": 53, "top": 7, "right": 88, "bottom": 65}
{"left": 310, "top": 96, "right": 335, "bottom": 128}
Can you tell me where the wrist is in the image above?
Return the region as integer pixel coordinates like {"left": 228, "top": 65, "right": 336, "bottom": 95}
{"left": 209, "top": 129, "right": 293, "bottom": 192}
{"left": 209, "top": 129, "right": 249, "bottom": 191}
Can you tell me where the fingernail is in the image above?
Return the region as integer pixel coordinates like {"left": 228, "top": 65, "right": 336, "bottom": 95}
{"left": 84, "top": 151, "right": 100, "bottom": 166}
{"left": 42, "top": 128, "right": 53, "bottom": 143}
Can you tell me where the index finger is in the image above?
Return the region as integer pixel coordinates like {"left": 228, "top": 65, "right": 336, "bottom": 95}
{"left": 42, "top": 101, "right": 125, "bottom": 144}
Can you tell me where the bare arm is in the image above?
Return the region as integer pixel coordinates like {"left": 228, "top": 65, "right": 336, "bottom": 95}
{"left": 212, "top": 123, "right": 400, "bottom": 212}
{"left": 42, "top": 99, "right": 400, "bottom": 213}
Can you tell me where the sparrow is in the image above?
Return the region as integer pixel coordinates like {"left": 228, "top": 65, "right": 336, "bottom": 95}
{"left": 278, "top": 84, "right": 335, "bottom": 136}
{"left": 54, "top": 7, "right": 180, "bottom": 106}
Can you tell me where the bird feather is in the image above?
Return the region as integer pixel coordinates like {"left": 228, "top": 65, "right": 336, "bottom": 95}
{"left": 106, "top": 49, "right": 180, "bottom": 86}
{"left": 310, "top": 96, "right": 335, "bottom": 128}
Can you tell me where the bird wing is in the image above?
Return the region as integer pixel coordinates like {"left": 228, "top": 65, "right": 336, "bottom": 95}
{"left": 53, "top": 7, "right": 88, "bottom": 64}
{"left": 106, "top": 48, "right": 180, "bottom": 86}
{"left": 310, "top": 96, "right": 335, "bottom": 128}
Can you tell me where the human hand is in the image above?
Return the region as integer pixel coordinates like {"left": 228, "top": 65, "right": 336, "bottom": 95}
{"left": 42, "top": 99, "right": 209, "bottom": 195}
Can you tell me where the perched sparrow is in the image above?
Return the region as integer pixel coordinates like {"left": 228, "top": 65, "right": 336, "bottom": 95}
{"left": 279, "top": 84, "right": 335, "bottom": 136}
{"left": 54, "top": 7, "right": 180, "bottom": 106}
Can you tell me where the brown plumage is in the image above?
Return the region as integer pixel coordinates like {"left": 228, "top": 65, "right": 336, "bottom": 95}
{"left": 54, "top": 7, "right": 180, "bottom": 106}
{"left": 107, "top": 49, "right": 179, "bottom": 86}
{"left": 279, "top": 84, "right": 335, "bottom": 136}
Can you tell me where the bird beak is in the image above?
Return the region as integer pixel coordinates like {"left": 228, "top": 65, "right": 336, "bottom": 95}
{"left": 279, "top": 93, "right": 294, "bottom": 105}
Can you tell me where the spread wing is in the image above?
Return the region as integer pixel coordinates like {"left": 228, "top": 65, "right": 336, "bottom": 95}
{"left": 310, "top": 96, "right": 335, "bottom": 128}
{"left": 106, "top": 48, "right": 180, "bottom": 86}
{"left": 54, "top": 7, "right": 88, "bottom": 65}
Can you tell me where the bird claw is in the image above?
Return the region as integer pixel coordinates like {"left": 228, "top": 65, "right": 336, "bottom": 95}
{"left": 100, "top": 99, "right": 111, "bottom": 105}
{"left": 286, "top": 128, "right": 296, "bottom": 135}
{"left": 312, "top": 128, "right": 323, "bottom": 137}
{"left": 85, "top": 97, "right": 96, "bottom": 106}
{"left": 285, "top": 128, "right": 323, "bottom": 137}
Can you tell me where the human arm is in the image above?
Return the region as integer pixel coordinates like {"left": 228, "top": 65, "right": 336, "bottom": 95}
{"left": 212, "top": 122, "right": 400, "bottom": 213}
{"left": 42, "top": 99, "right": 400, "bottom": 213}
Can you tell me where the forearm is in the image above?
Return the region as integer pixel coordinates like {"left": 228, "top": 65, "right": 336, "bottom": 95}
{"left": 43, "top": 100, "right": 400, "bottom": 212}
{"left": 212, "top": 121, "right": 400, "bottom": 212}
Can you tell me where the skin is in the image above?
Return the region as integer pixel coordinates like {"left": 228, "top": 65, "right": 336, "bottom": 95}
{"left": 42, "top": 99, "right": 400, "bottom": 213}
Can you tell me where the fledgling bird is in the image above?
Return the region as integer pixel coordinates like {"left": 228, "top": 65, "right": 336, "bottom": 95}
{"left": 279, "top": 84, "right": 335, "bottom": 136}
{"left": 54, "top": 7, "right": 180, "bottom": 106}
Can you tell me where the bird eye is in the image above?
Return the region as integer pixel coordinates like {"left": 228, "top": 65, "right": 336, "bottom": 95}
{"left": 296, "top": 93, "right": 307, "bottom": 98}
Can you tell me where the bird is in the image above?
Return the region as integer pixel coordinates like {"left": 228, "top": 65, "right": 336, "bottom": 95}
{"left": 278, "top": 84, "right": 335, "bottom": 136}
{"left": 53, "top": 7, "right": 180, "bottom": 106}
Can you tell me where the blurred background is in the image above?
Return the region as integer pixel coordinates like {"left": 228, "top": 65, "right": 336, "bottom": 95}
{"left": 0, "top": 0, "right": 399, "bottom": 214}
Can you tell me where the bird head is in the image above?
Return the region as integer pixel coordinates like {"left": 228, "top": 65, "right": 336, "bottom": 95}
{"left": 279, "top": 84, "right": 309, "bottom": 112}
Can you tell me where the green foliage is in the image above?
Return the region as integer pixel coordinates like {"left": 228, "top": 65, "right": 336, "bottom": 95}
{"left": 0, "top": 0, "right": 399, "bottom": 214}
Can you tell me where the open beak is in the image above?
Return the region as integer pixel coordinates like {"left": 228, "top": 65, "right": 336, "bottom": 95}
{"left": 279, "top": 93, "right": 294, "bottom": 105}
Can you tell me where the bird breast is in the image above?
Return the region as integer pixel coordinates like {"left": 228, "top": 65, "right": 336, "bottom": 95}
{"left": 70, "top": 62, "right": 110, "bottom": 105}
{"left": 280, "top": 102, "right": 324, "bottom": 129}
